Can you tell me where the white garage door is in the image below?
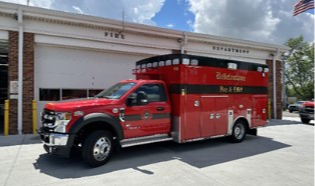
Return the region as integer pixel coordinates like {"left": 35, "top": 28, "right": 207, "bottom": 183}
{"left": 35, "top": 45, "right": 149, "bottom": 127}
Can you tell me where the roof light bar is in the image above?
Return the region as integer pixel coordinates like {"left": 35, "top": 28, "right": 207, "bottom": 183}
{"left": 173, "top": 59, "right": 180, "bottom": 65}
{"left": 228, "top": 63, "right": 237, "bottom": 70}
{"left": 191, "top": 59, "right": 199, "bottom": 66}
{"left": 182, "top": 58, "right": 190, "bottom": 65}
{"left": 159, "top": 61, "right": 165, "bottom": 66}
{"left": 166, "top": 60, "right": 171, "bottom": 66}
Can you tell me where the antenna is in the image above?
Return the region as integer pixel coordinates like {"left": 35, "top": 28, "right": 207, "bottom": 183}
{"left": 120, "top": 10, "right": 125, "bottom": 34}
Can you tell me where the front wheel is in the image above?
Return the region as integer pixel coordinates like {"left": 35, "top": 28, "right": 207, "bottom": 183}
{"left": 301, "top": 118, "right": 310, "bottom": 124}
{"left": 82, "top": 131, "right": 113, "bottom": 167}
{"left": 230, "top": 120, "right": 247, "bottom": 143}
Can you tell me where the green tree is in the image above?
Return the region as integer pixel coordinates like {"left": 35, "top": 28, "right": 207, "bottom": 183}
{"left": 283, "top": 36, "right": 314, "bottom": 100}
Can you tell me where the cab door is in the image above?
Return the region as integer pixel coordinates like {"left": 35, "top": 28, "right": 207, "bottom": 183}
{"left": 124, "top": 83, "right": 171, "bottom": 138}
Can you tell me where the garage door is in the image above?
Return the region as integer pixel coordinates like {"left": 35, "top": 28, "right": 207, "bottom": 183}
{"left": 35, "top": 45, "right": 149, "bottom": 127}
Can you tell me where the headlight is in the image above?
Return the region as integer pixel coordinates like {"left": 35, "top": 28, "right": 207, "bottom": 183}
{"left": 54, "top": 112, "right": 72, "bottom": 133}
{"left": 56, "top": 112, "right": 72, "bottom": 120}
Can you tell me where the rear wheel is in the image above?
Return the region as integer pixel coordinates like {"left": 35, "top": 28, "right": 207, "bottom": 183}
{"left": 230, "top": 120, "right": 247, "bottom": 143}
{"left": 301, "top": 118, "right": 310, "bottom": 124}
{"left": 82, "top": 131, "right": 113, "bottom": 167}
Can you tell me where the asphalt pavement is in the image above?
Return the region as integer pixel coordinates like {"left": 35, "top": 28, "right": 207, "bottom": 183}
{"left": 0, "top": 117, "right": 314, "bottom": 186}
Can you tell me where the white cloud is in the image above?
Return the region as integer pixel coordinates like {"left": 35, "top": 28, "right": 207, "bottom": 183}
{"left": 302, "top": 14, "right": 315, "bottom": 42}
{"left": 0, "top": 0, "right": 54, "bottom": 8}
{"left": 166, "top": 23, "right": 174, "bottom": 28}
{"left": 186, "top": 19, "right": 194, "bottom": 31}
{"left": 49, "top": 0, "right": 165, "bottom": 26}
{"left": 1, "top": 0, "right": 165, "bottom": 26}
{"left": 187, "top": 0, "right": 314, "bottom": 44}
{"left": 72, "top": 6, "right": 84, "bottom": 14}
{"left": 122, "top": 0, "right": 165, "bottom": 25}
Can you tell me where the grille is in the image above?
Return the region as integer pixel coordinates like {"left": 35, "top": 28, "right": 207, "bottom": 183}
{"left": 304, "top": 106, "right": 314, "bottom": 114}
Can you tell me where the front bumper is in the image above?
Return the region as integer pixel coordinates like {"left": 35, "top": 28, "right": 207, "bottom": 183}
{"left": 38, "top": 127, "right": 73, "bottom": 158}
{"left": 40, "top": 133, "right": 69, "bottom": 146}
{"left": 299, "top": 113, "right": 314, "bottom": 120}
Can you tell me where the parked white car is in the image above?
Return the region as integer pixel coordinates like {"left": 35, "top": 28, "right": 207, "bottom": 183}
{"left": 288, "top": 101, "right": 306, "bottom": 113}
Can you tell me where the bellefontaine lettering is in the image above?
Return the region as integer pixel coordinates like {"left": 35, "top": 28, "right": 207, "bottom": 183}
{"left": 216, "top": 72, "right": 246, "bottom": 81}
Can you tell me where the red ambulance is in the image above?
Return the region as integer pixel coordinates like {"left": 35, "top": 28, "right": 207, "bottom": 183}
{"left": 39, "top": 54, "right": 269, "bottom": 167}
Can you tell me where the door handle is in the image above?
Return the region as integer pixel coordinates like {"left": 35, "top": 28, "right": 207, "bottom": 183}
{"left": 156, "top": 107, "right": 165, "bottom": 111}
{"left": 210, "top": 114, "right": 214, "bottom": 119}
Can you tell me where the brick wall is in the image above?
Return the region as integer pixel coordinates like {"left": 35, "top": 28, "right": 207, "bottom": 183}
{"left": 8, "top": 31, "right": 34, "bottom": 134}
{"left": 8, "top": 31, "right": 18, "bottom": 134}
{"left": 266, "top": 60, "right": 282, "bottom": 119}
{"left": 23, "top": 33, "right": 34, "bottom": 133}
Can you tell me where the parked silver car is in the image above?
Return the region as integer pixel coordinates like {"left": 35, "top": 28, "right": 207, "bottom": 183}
{"left": 288, "top": 101, "right": 306, "bottom": 113}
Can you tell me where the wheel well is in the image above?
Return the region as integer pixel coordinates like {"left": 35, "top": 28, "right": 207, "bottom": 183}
{"left": 234, "top": 117, "right": 250, "bottom": 132}
{"left": 74, "top": 121, "right": 117, "bottom": 145}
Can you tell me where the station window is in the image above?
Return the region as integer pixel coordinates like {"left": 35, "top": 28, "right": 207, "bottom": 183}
{"left": 62, "top": 89, "right": 87, "bottom": 100}
{"left": 40, "top": 89, "right": 60, "bottom": 101}
{"left": 39, "top": 88, "right": 106, "bottom": 101}
{"left": 89, "top": 89, "right": 103, "bottom": 97}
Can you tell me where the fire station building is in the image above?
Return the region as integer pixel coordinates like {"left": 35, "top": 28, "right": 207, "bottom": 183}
{"left": 0, "top": 2, "right": 288, "bottom": 134}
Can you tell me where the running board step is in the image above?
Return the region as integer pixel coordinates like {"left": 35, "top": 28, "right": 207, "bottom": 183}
{"left": 120, "top": 134, "right": 173, "bottom": 148}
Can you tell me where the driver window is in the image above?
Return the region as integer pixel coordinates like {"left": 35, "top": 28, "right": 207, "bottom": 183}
{"left": 135, "top": 84, "right": 167, "bottom": 103}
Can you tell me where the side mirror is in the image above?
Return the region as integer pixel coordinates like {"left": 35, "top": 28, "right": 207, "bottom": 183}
{"left": 137, "top": 91, "right": 148, "bottom": 105}
{"left": 126, "top": 93, "right": 137, "bottom": 106}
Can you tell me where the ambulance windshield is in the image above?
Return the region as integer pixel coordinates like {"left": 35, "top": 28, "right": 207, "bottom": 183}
{"left": 95, "top": 82, "right": 137, "bottom": 99}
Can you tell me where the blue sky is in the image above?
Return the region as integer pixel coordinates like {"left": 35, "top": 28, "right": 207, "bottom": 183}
{"left": 306, "top": 9, "right": 314, "bottom": 14}
{"left": 1, "top": 0, "right": 314, "bottom": 44}
{"left": 152, "top": 0, "right": 194, "bottom": 31}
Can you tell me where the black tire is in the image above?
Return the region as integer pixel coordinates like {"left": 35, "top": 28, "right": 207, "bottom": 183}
{"left": 230, "top": 120, "right": 247, "bottom": 143}
{"left": 43, "top": 144, "right": 49, "bottom": 153}
{"left": 301, "top": 118, "right": 310, "bottom": 124}
{"left": 289, "top": 110, "right": 293, "bottom": 113}
{"left": 82, "top": 130, "right": 113, "bottom": 167}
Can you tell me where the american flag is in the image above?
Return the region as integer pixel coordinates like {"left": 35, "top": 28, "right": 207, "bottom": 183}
{"left": 293, "top": 0, "right": 314, "bottom": 16}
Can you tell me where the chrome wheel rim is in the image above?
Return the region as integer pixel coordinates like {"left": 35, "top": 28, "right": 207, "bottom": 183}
{"left": 234, "top": 124, "right": 245, "bottom": 140}
{"left": 93, "top": 137, "right": 111, "bottom": 161}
